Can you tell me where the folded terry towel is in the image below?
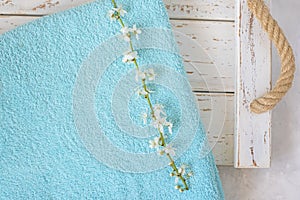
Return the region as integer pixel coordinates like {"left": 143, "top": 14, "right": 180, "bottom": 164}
{"left": 0, "top": 0, "right": 224, "bottom": 199}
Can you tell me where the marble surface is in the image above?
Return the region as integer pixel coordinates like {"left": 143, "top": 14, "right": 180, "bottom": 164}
{"left": 218, "top": 0, "right": 300, "bottom": 199}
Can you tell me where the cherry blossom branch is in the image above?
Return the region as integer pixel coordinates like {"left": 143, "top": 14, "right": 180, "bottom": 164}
{"left": 109, "top": 0, "right": 193, "bottom": 192}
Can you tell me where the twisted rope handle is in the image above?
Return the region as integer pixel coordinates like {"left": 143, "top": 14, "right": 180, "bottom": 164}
{"left": 247, "top": 0, "right": 296, "bottom": 114}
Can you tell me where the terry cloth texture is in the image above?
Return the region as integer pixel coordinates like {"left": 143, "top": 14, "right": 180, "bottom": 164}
{"left": 0, "top": 0, "right": 224, "bottom": 199}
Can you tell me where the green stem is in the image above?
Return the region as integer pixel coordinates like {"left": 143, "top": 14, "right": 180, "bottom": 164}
{"left": 167, "top": 154, "right": 189, "bottom": 190}
{"left": 111, "top": 0, "right": 188, "bottom": 191}
{"left": 112, "top": 0, "right": 117, "bottom": 8}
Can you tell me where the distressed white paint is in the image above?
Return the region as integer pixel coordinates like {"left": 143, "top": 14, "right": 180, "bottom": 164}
{"left": 0, "top": 0, "right": 90, "bottom": 15}
{"left": 235, "top": 0, "right": 271, "bottom": 168}
{"left": 0, "top": 0, "right": 234, "bottom": 20}
{"left": 0, "top": 16, "right": 37, "bottom": 33}
{"left": 171, "top": 20, "right": 235, "bottom": 92}
{"left": 0, "top": 0, "right": 272, "bottom": 168}
{"left": 196, "top": 93, "right": 234, "bottom": 166}
{"left": 220, "top": 1, "right": 300, "bottom": 198}
{"left": 164, "top": 0, "right": 234, "bottom": 20}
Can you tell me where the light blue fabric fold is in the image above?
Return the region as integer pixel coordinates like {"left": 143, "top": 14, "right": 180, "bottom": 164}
{"left": 0, "top": 0, "right": 224, "bottom": 199}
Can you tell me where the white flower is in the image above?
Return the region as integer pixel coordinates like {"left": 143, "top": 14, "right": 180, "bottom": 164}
{"left": 120, "top": 27, "right": 130, "bottom": 35}
{"left": 152, "top": 104, "right": 174, "bottom": 134}
{"left": 122, "top": 35, "right": 131, "bottom": 42}
{"left": 137, "top": 87, "right": 150, "bottom": 96}
{"left": 108, "top": 9, "right": 116, "bottom": 21}
{"left": 153, "top": 104, "right": 166, "bottom": 118}
{"left": 152, "top": 117, "right": 166, "bottom": 129}
{"left": 187, "top": 171, "right": 194, "bottom": 177}
{"left": 159, "top": 124, "right": 165, "bottom": 134}
{"left": 113, "top": 5, "right": 127, "bottom": 17}
{"left": 178, "top": 165, "right": 186, "bottom": 176}
{"left": 174, "top": 168, "right": 186, "bottom": 185}
{"left": 149, "top": 137, "right": 160, "bottom": 149}
{"left": 135, "top": 69, "right": 156, "bottom": 82}
{"left": 157, "top": 149, "right": 165, "bottom": 156}
{"left": 146, "top": 68, "right": 156, "bottom": 81}
{"left": 153, "top": 104, "right": 164, "bottom": 111}
{"left": 174, "top": 165, "right": 186, "bottom": 185}
{"left": 122, "top": 51, "right": 138, "bottom": 63}
{"left": 130, "top": 24, "right": 142, "bottom": 40}
{"left": 165, "top": 121, "right": 173, "bottom": 134}
{"left": 120, "top": 27, "right": 131, "bottom": 42}
{"left": 135, "top": 70, "right": 147, "bottom": 82}
{"left": 141, "top": 112, "right": 148, "bottom": 124}
{"left": 164, "top": 144, "right": 176, "bottom": 156}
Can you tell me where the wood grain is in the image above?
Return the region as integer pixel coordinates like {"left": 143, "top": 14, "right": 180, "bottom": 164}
{"left": 196, "top": 93, "right": 234, "bottom": 166}
{"left": 171, "top": 20, "right": 235, "bottom": 92}
{"left": 0, "top": 16, "right": 37, "bottom": 33}
{"left": 164, "top": 0, "right": 234, "bottom": 20}
{"left": 0, "top": 0, "right": 235, "bottom": 20}
{"left": 235, "top": 0, "right": 271, "bottom": 168}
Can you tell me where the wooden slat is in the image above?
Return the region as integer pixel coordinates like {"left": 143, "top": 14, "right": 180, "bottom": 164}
{"left": 0, "top": 16, "right": 37, "bottom": 34}
{"left": 171, "top": 20, "right": 235, "bottom": 92}
{"left": 196, "top": 93, "right": 234, "bottom": 166}
{"left": 0, "top": 16, "right": 235, "bottom": 93}
{"left": 165, "top": 0, "right": 234, "bottom": 20}
{"left": 0, "top": 0, "right": 235, "bottom": 20}
{"left": 235, "top": 0, "right": 271, "bottom": 168}
{"left": 0, "top": 0, "right": 92, "bottom": 15}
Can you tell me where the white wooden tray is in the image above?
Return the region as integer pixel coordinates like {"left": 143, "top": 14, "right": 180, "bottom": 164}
{"left": 0, "top": 0, "right": 271, "bottom": 168}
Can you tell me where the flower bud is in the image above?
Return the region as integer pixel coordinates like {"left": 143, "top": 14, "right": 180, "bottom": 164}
{"left": 187, "top": 172, "right": 194, "bottom": 177}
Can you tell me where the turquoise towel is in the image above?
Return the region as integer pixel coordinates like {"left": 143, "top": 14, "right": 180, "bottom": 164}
{"left": 0, "top": 0, "right": 224, "bottom": 199}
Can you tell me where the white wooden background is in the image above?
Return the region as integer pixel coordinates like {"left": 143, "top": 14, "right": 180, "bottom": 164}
{"left": 0, "top": 0, "right": 271, "bottom": 167}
